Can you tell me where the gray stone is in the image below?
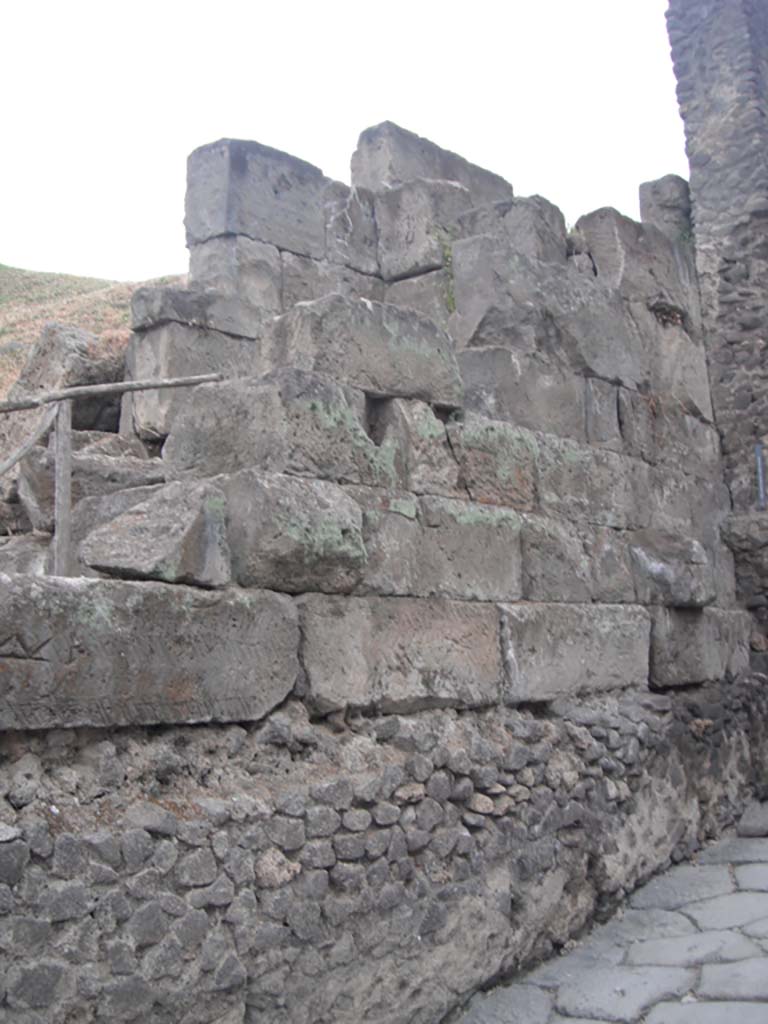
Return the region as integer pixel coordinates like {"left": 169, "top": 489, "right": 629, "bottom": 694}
{"left": 684, "top": 891, "right": 768, "bottom": 929}
{"left": 122, "top": 829, "right": 154, "bottom": 872}
{"left": 185, "top": 137, "right": 329, "bottom": 257}
{"left": 281, "top": 251, "right": 383, "bottom": 308}
{"left": 735, "top": 864, "right": 768, "bottom": 890}
{"left": 742, "top": 917, "right": 768, "bottom": 939}
{"left": 555, "top": 966, "right": 695, "bottom": 1022}
{"left": 455, "top": 983, "right": 553, "bottom": 1024}
{"left": 299, "top": 594, "right": 503, "bottom": 714}
{"left": 374, "top": 178, "right": 472, "bottom": 281}
{"left": 371, "top": 399, "right": 461, "bottom": 498}
{"left": 629, "top": 864, "right": 734, "bottom": 910}
{"left": 324, "top": 181, "right": 379, "bottom": 276}
{"left": 80, "top": 479, "right": 230, "bottom": 587}
{"left": 306, "top": 807, "right": 342, "bottom": 839}
{"left": 457, "top": 195, "right": 567, "bottom": 264}
{"left": 447, "top": 414, "right": 539, "bottom": 510}
{"left": 586, "top": 378, "right": 623, "bottom": 452}
{"left": 499, "top": 603, "right": 650, "bottom": 703}
{"left": 177, "top": 848, "right": 218, "bottom": 887}
{"left": 627, "top": 928, "right": 762, "bottom": 965}
{"left": 0, "top": 824, "right": 22, "bottom": 843}
{"left": 5, "top": 960, "right": 69, "bottom": 1010}
{"left": 120, "top": 321, "right": 265, "bottom": 441}
{"left": 697, "top": 838, "right": 768, "bottom": 865}
{"left": 188, "top": 235, "right": 282, "bottom": 311}
{"left": 698, "top": 957, "right": 768, "bottom": 999}
{"left": 521, "top": 515, "right": 593, "bottom": 602}
{"left": 43, "top": 882, "right": 94, "bottom": 922}
{"left": 163, "top": 369, "right": 403, "bottom": 490}
{"left": 639, "top": 174, "right": 692, "bottom": 245}
{"left": 351, "top": 121, "right": 514, "bottom": 206}
{"left": 385, "top": 270, "right": 453, "bottom": 334}
{"left": 629, "top": 529, "right": 715, "bottom": 607}
{"left": 127, "top": 901, "right": 168, "bottom": 947}
{"left": 123, "top": 802, "right": 178, "bottom": 837}
{"left": 254, "top": 847, "right": 301, "bottom": 888}
{"left": 0, "top": 839, "right": 29, "bottom": 885}
{"left": 646, "top": 1005, "right": 768, "bottom": 1024}
{"left": 738, "top": 801, "right": 768, "bottom": 837}
{"left": 650, "top": 608, "right": 750, "bottom": 686}
{"left": 131, "top": 284, "right": 269, "bottom": 339}
{"left": 0, "top": 573, "right": 298, "bottom": 730}
{"left": 0, "top": 534, "right": 50, "bottom": 576}
{"left": 265, "top": 816, "right": 305, "bottom": 852}
{"left": 223, "top": 470, "right": 365, "bottom": 593}
{"left": 269, "top": 294, "right": 463, "bottom": 407}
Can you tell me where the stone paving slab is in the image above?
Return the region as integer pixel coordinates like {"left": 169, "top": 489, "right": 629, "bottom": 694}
{"left": 453, "top": 809, "right": 768, "bottom": 1024}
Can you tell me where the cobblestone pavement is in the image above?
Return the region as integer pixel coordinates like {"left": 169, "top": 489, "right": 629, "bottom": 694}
{"left": 455, "top": 803, "right": 768, "bottom": 1024}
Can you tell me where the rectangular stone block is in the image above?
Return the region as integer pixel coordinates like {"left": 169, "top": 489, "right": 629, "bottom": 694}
{"left": 650, "top": 607, "right": 751, "bottom": 687}
{"left": 499, "top": 603, "right": 651, "bottom": 703}
{"left": 185, "top": 138, "right": 328, "bottom": 258}
{"left": 188, "top": 236, "right": 282, "bottom": 312}
{"left": 0, "top": 574, "right": 299, "bottom": 730}
{"left": 374, "top": 178, "right": 472, "bottom": 281}
{"left": 120, "top": 322, "right": 266, "bottom": 441}
{"left": 520, "top": 515, "right": 592, "bottom": 602}
{"left": 447, "top": 414, "right": 539, "bottom": 510}
{"left": 281, "top": 252, "right": 383, "bottom": 310}
{"left": 586, "top": 378, "right": 623, "bottom": 452}
{"left": 351, "top": 121, "right": 514, "bottom": 205}
{"left": 269, "top": 294, "right": 463, "bottom": 407}
{"left": 385, "top": 270, "right": 453, "bottom": 334}
{"left": 456, "top": 195, "right": 568, "bottom": 264}
{"left": 324, "top": 181, "right": 379, "bottom": 276}
{"left": 298, "top": 595, "right": 504, "bottom": 714}
{"left": 375, "top": 399, "right": 462, "bottom": 498}
{"left": 629, "top": 529, "right": 716, "bottom": 608}
{"left": 162, "top": 368, "right": 404, "bottom": 491}
{"left": 130, "top": 285, "right": 268, "bottom": 339}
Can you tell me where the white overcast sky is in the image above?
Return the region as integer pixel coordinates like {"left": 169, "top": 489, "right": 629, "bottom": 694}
{"left": 1, "top": 0, "right": 686, "bottom": 283}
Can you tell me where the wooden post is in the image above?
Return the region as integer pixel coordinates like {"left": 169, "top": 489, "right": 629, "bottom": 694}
{"left": 53, "top": 400, "right": 72, "bottom": 577}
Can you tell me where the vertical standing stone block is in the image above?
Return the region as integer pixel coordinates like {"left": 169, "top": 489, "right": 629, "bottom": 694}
{"left": 324, "top": 181, "right": 379, "bottom": 276}
{"left": 650, "top": 607, "right": 751, "bottom": 687}
{"left": 188, "top": 236, "right": 282, "bottom": 312}
{"left": 639, "top": 174, "right": 692, "bottom": 245}
{"left": 185, "top": 138, "right": 329, "bottom": 258}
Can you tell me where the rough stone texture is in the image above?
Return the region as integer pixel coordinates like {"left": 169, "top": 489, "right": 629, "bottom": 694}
{"left": 385, "top": 269, "right": 453, "bottom": 333}
{"left": 80, "top": 480, "right": 231, "bottom": 588}
{"left": 639, "top": 174, "right": 693, "bottom": 245}
{"left": 500, "top": 603, "right": 651, "bottom": 703}
{"left": 629, "top": 529, "right": 716, "bottom": 608}
{"left": 323, "top": 181, "right": 379, "bottom": 276}
{"left": 280, "top": 251, "right": 384, "bottom": 309}
{"left": 650, "top": 608, "right": 750, "bottom": 687}
{"left": 351, "top": 121, "right": 514, "bottom": 205}
{"left": 185, "top": 138, "right": 329, "bottom": 257}
{"left": 299, "top": 595, "right": 503, "bottom": 713}
{"left": 269, "top": 294, "right": 463, "bottom": 407}
{"left": 0, "top": 534, "right": 50, "bottom": 576}
{"left": 0, "top": 574, "right": 298, "bottom": 729}
{"left": 130, "top": 285, "right": 270, "bottom": 340}
{"left": 456, "top": 194, "right": 568, "bottom": 263}
{"left": 222, "top": 470, "right": 366, "bottom": 593}
{"left": 188, "top": 235, "right": 282, "bottom": 311}
{"left": 162, "top": 369, "right": 402, "bottom": 489}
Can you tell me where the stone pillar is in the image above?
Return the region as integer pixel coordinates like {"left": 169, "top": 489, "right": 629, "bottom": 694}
{"left": 667, "top": 0, "right": 768, "bottom": 656}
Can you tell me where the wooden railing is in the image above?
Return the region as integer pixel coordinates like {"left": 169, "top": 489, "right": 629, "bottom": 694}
{"left": 0, "top": 373, "right": 223, "bottom": 575}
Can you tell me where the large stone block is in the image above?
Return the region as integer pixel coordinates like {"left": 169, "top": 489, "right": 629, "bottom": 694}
{"left": 500, "top": 603, "right": 651, "bottom": 703}
{"left": 162, "top": 369, "right": 403, "bottom": 490}
{"left": 222, "top": 470, "right": 365, "bottom": 593}
{"left": 374, "top": 178, "right": 472, "bottom": 281}
{"left": 281, "top": 252, "right": 384, "bottom": 309}
{"left": 130, "top": 285, "right": 268, "bottom": 339}
{"left": 299, "top": 595, "right": 503, "bottom": 713}
{"left": 80, "top": 480, "right": 231, "bottom": 588}
{"left": 188, "top": 235, "right": 282, "bottom": 312}
{"left": 351, "top": 121, "right": 514, "bottom": 205}
{"left": 459, "top": 348, "right": 587, "bottom": 442}
{"left": 722, "top": 513, "right": 768, "bottom": 604}
{"left": 185, "top": 138, "right": 328, "bottom": 258}
{"left": 650, "top": 608, "right": 750, "bottom": 687}
{"left": 456, "top": 195, "right": 567, "bottom": 264}
{"left": 574, "top": 207, "right": 700, "bottom": 330}
{"left": 446, "top": 414, "right": 539, "bottom": 510}
{"left": 375, "top": 399, "right": 462, "bottom": 498}
{"left": 639, "top": 174, "right": 692, "bottom": 245}
{"left": 0, "top": 535, "right": 50, "bottom": 576}
{"left": 0, "top": 574, "right": 299, "bottom": 730}
{"left": 629, "top": 529, "right": 716, "bottom": 608}
{"left": 269, "top": 294, "right": 463, "bottom": 407}
{"left": 385, "top": 270, "right": 453, "bottom": 334}
{"left": 520, "top": 515, "right": 592, "bottom": 602}
{"left": 587, "top": 527, "right": 636, "bottom": 603}
{"left": 536, "top": 435, "right": 651, "bottom": 529}
{"left": 17, "top": 448, "right": 165, "bottom": 533}
{"left": 324, "top": 182, "right": 379, "bottom": 276}
{"left": 585, "top": 378, "right": 623, "bottom": 452}
{"left": 120, "top": 322, "right": 265, "bottom": 441}
{"left": 70, "top": 485, "right": 166, "bottom": 577}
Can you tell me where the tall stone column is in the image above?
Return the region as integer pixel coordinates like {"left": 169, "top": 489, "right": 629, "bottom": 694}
{"left": 668, "top": 0, "right": 768, "bottom": 511}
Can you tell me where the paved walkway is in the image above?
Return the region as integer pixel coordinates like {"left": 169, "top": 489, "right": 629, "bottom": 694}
{"left": 456, "top": 803, "right": 768, "bottom": 1024}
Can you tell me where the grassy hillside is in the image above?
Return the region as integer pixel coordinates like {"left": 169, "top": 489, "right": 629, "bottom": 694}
{"left": 0, "top": 263, "right": 182, "bottom": 399}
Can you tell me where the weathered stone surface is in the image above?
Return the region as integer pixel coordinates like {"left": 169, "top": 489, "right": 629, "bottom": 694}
{"left": 188, "top": 235, "right": 282, "bottom": 311}
{"left": 0, "top": 324, "right": 126, "bottom": 477}
{"left": 646, "top": 1004, "right": 768, "bottom": 1024}
{"left": 650, "top": 608, "right": 750, "bottom": 687}
{"left": 269, "top": 294, "right": 463, "bottom": 407}
{"left": 17, "top": 447, "right": 165, "bottom": 533}
{"left": 456, "top": 984, "right": 553, "bottom": 1024}
{"left": 69, "top": 484, "right": 165, "bottom": 576}
{"left": 555, "top": 966, "right": 695, "bottom": 1021}
{"left": 162, "top": 369, "right": 403, "bottom": 489}
{"left": 0, "top": 534, "right": 50, "bottom": 576}
{"left": 575, "top": 207, "right": 700, "bottom": 329}
{"left": 500, "top": 603, "right": 651, "bottom": 703}
{"left": 459, "top": 347, "right": 588, "bottom": 441}
{"left": 385, "top": 270, "right": 453, "bottom": 334}
{"left": 281, "top": 252, "right": 383, "bottom": 309}
{"left": 639, "top": 174, "right": 692, "bottom": 245}
{"left": 738, "top": 802, "right": 768, "bottom": 838}
{"left": 0, "top": 574, "right": 298, "bottom": 730}
{"left": 685, "top": 893, "right": 768, "bottom": 931}
{"left": 376, "top": 399, "right": 462, "bottom": 498}
{"left": 130, "top": 285, "right": 269, "bottom": 340}
{"left": 299, "top": 595, "right": 503, "bottom": 713}
{"left": 586, "top": 378, "right": 623, "bottom": 452}
{"left": 375, "top": 178, "right": 472, "bottom": 281}
{"left": 520, "top": 515, "right": 592, "bottom": 602}
{"left": 630, "top": 864, "right": 734, "bottom": 911}
{"left": 80, "top": 480, "right": 231, "bottom": 588}
{"left": 629, "top": 529, "right": 716, "bottom": 607}
{"left": 721, "top": 512, "right": 768, "bottom": 605}
{"left": 587, "top": 526, "right": 637, "bottom": 602}
{"left": 447, "top": 414, "right": 538, "bottom": 510}
{"left": 185, "top": 138, "right": 328, "bottom": 257}
{"left": 456, "top": 195, "right": 568, "bottom": 264}
{"left": 222, "top": 470, "right": 365, "bottom": 593}
{"left": 324, "top": 181, "right": 379, "bottom": 276}
{"left": 120, "top": 321, "right": 265, "bottom": 440}
{"left": 351, "top": 121, "right": 514, "bottom": 205}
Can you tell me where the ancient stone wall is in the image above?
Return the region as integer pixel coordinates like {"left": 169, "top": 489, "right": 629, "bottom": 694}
{"left": 0, "top": 117, "right": 763, "bottom": 1024}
